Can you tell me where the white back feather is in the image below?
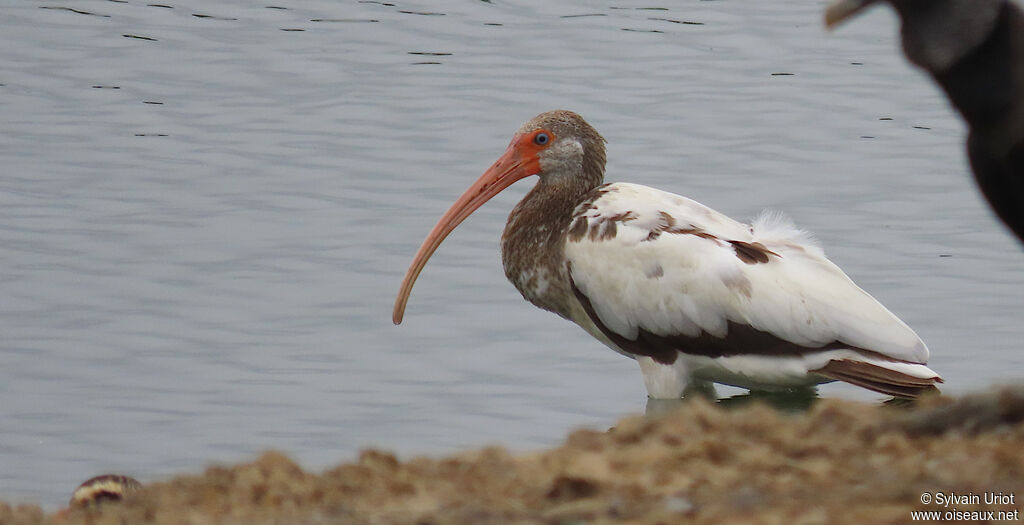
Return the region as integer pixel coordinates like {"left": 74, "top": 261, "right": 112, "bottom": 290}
{"left": 564, "top": 183, "right": 928, "bottom": 364}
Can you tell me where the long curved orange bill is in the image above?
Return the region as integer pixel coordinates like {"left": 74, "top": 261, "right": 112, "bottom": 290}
{"left": 392, "top": 136, "right": 539, "bottom": 324}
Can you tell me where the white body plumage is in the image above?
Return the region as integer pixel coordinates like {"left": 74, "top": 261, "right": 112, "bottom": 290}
{"left": 561, "top": 183, "right": 936, "bottom": 398}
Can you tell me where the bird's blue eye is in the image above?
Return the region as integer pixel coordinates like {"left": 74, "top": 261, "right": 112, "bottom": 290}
{"left": 534, "top": 132, "right": 549, "bottom": 145}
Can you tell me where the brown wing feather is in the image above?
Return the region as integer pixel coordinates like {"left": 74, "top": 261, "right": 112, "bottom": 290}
{"left": 569, "top": 273, "right": 893, "bottom": 364}
{"left": 811, "top": 360, "right": 942, "bottom": 399}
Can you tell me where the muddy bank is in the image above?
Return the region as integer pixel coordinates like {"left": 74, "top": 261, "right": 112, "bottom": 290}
{"left": 3, "top": 387, "right": 1023, "bottom": 525}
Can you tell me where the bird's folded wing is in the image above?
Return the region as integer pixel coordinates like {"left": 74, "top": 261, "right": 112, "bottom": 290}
{"left": 564, "top": 182, "right": 928, "bottom": 364}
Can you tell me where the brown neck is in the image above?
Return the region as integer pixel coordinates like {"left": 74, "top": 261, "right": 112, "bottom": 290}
{"left": 499, "top": 173, "right": 602, "bottom": 317}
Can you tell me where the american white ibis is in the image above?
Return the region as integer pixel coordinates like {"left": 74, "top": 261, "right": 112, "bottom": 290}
{"left": 826, "top": 0, "right": 1024, "bottom": 244}
{"left": 393, "top": 110, "right": 942, "bottom": 399}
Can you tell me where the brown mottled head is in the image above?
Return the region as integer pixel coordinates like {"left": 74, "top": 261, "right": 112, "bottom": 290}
{"left": 69, "top": 474, "right": 142, "bottom": 508}
{"left": 513, "top": 110, "right": 607, "bottom": 191}
{"left": 393, "top": 110, "right": 608, "bottom": 324}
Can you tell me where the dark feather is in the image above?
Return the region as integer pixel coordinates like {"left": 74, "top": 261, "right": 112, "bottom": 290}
{"left": 811, "top": 359, "right": 942, "bottom": 398}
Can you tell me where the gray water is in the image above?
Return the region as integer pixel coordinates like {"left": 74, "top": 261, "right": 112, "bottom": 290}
{"left": 2, "top": 0, "right": 1022, "bottom": 509}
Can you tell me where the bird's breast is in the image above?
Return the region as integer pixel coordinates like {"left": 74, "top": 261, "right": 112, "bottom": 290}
{"left": 501, "top": 220, "right": 577, "bottom": 318}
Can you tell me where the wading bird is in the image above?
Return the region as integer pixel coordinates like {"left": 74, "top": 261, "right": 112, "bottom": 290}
{"left": 826, "top": 0, "right": 1024, "bottom": 243}
{"left": 393, "top": 110, "right": 941, "bottom": 399}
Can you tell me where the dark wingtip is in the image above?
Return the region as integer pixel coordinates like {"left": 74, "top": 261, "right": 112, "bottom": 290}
{"left": 811, "top": 359, "right": 942, "bottom": 399}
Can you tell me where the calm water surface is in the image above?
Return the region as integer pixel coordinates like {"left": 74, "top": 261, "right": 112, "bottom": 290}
{"left": 2, "top": 0, "right": 1022, "bottom": 508}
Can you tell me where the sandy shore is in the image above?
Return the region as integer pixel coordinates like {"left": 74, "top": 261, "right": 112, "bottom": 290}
{"left": 3, "top": 387, "right": 1022, "bottom": 524}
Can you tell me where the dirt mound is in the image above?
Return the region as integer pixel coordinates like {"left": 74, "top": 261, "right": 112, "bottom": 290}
{"left": 3, "top": 387, "right": 1022, "bottom": 524}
